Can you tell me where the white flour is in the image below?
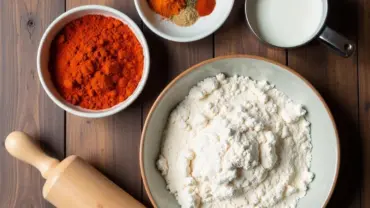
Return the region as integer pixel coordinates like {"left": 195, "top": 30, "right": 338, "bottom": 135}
{"left": 157, "top": 74, "right": 314, "bottom": 208}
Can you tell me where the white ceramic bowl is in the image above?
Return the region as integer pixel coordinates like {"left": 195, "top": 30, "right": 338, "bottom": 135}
{"left": 37, "top": 5, "right": 150, "bottom": 118}
{"left": 141, "top": 55, "right": 340, "bottom": 208}
{"left": 134, "top": 0, "right": 234, "bottom": 42}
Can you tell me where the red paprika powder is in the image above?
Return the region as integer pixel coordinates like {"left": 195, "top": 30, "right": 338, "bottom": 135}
{"left": 49, "top": 15, "right": 144, "bottom": 110}
{"left": 196, "top": 0, "right": 216, "bottom": 17}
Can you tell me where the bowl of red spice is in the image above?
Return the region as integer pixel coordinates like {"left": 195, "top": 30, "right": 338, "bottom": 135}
{"left": 37, "top": 5, "right": 150, "bottom": 118}
{"left": 134, "top": 0, "right": 234, "bottom": 42}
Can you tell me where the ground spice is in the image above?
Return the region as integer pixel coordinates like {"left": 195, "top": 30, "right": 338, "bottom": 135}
{"left": 49, "top": 15, "right": 144, "bottom": 110}
{"left": 172, "top": 7, "right": 199, "bottom": 27}
{"left": 196, "top": 0, "right": 216, "bottom": 16}
{"left": 186, "top": 0, "right": 197, "bottom": 8}
{"left": 147, "top": 0, "right": 215, "bottom": 27}
{"left": 148, "top": 0, "right": 186, "bottom": 18}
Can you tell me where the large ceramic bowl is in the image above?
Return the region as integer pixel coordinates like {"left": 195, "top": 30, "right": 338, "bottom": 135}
{"left": 140, "top": 55, "right": 339, "bottom": 208}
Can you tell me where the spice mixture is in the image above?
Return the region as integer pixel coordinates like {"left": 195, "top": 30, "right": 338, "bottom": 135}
{"left": 147, "top": 0, "right": 216, "bottom": 27}
{"left": 49, "top": 15, "right": 144, "bottom": 110}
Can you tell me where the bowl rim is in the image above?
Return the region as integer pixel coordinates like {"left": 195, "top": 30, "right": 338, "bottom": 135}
{"left": 140, "top": 54, "right": 340, "bottom": 208}
{"left": 134, "top": 0, "right": 235, "bottom": 42}
{"left": 37, "top": 5, "right": 150, "bottom": 118}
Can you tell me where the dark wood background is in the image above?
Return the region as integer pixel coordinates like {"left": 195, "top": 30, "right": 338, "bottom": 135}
{"left": 0, "top": 0, "right": 366, "bottom": 207}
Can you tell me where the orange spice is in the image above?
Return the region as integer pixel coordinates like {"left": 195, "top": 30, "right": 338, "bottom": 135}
{"left": 49, "top": 15, "right": 144, "bottom": 110}
{"left": 147, "top": 0, "right": 186, "bottom": 18}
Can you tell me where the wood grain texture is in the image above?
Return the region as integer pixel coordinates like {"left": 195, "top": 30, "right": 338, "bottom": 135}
{"left": 0, "top": 0, "right": 65, "bottom": 207}
{"left": 359, "top": 0, "right": 370, "bottom": 206}
{"left": 0, "top": 0, "right": 367, "bottom": 207}
{"left": 65, "top": 0, "right": 143, "bottom": 202}
{"left": 288, "top": 0, "right": 360, "bottom": 207}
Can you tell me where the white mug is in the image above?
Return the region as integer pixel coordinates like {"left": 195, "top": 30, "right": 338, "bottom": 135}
{"left": 245, "top": 0, "right": 355, "bottom": 57}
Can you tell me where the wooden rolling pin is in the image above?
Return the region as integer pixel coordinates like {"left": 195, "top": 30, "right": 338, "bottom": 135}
{"left": 5, "top": 131, "right": 145, "bottom": 208}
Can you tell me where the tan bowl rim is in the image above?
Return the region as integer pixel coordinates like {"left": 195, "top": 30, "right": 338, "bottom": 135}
{"left": 140, "top": 54, "right": 340, "bottom": 208}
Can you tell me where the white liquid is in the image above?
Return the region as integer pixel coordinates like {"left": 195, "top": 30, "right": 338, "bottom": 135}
{"left": 251, "top": 0, "right": 324, "bottom": 47}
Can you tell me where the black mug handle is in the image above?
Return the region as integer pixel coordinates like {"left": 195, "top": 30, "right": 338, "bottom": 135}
{"left": 318, "top": 26, "right": 355, "bottom": 57}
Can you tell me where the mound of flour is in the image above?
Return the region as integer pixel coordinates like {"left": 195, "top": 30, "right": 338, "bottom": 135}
{"left": 157, "top": 74, "right": 314, "bottom": 208}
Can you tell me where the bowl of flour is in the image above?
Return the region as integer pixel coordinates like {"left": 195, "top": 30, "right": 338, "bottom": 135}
{"left": 140, "top": 55, "right": 339, "bottom": 208}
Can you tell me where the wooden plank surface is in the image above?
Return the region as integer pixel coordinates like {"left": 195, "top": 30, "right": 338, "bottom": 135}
{"left": 0, "top": 1, "right": 65, "bottom": 207}
{"left": 0, "top": 0, "right": 368, "bottom": 207}
{"left": 288, "top": 0, "right": 361, "bottom": 207}
{"left": 65, "top": 0, "right": 143, "bottom": 201}
{"left": 359, "top": 0, "right": 370, "bottom": 206}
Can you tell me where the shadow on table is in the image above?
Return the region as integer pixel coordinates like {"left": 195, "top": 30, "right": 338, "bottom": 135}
{"left": 324, "top": 0, "right": 362, "bottom": 206}
{"left": 326, "top": 0, "right": 357, "bottom": 41}
{"left": 39, "top": 137, "right": 64, "bottom": 161}
{"left": 217, "top": 0, "right": 246, "bottom": 35}
{"left": 324, "top": 92, "right": 362, "bottom": 207}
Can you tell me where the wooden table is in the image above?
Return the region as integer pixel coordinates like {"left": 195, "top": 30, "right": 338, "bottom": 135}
{"left": 0, "top": 0, "right": 366, "bottom": 207}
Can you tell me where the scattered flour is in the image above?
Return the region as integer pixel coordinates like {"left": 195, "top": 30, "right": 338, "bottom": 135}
{"left": 157, "top": 74, "right": 314, "bottom": 208}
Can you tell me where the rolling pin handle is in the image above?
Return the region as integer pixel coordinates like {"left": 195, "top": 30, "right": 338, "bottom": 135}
{"left": 5, "top": 131, "right": 60, "bottom": 179}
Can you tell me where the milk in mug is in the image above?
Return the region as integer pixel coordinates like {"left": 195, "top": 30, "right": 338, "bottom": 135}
{"left": 251, "top": 0, "right": 324, "bottom": 47}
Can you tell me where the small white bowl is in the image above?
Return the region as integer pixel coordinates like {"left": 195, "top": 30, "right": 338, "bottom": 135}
{"left": 37, "top": 5, "right": 150, "bottom": 118}
{"left": 134, "top": 0, "right": 234, "bottom": 42}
